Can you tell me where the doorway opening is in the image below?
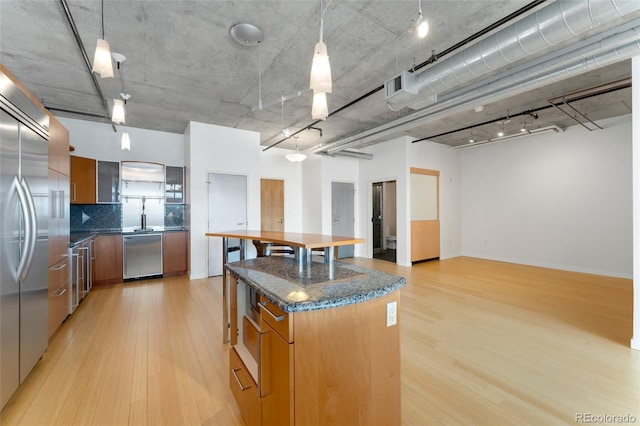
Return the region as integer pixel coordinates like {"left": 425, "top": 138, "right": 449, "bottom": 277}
{"left": 372, "top": 181, "right": 397, "bottom": 263}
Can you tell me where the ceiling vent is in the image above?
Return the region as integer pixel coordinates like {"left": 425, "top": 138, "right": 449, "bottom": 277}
{"left": 384, "top": 71, "right": 436, "bottom": 109}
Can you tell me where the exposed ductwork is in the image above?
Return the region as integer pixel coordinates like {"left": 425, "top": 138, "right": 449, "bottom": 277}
{"left": 316, "top": 1, "right": 640, "bottom": 155}
{"left": 386, "top": 0, "right": 640, "bottom": 111}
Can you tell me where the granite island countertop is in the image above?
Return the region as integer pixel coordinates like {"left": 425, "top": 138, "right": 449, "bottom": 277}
{"left": 225, "top": 256, "right": 406, "bottom": 313}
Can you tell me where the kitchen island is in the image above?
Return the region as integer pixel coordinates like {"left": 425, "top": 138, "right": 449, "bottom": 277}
{"left": 224, "top": 253, "right": 405, "bottom": 426}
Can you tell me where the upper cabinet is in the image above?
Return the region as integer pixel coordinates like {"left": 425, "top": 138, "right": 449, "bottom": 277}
{"left": 48, "top": 115, "right": 69, "bottom": 175}
{"left": 70, "top": 155, "right": 96, "bottom": 204}
{"left": 97, "top": 160, "right": 120, "bottom": 203}
{"left": 165, "top": 166, "right": 184, "bottom": 204}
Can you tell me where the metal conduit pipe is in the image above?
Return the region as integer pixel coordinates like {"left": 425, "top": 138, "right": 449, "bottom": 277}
{"left": 263, "top": 0, "right": 546, "bottom": 152}
{"left": 323, "top": 24, "right": 640, "bottom": 154}
{"left": 387, "top": 0, "right": 640, "bottom": 111}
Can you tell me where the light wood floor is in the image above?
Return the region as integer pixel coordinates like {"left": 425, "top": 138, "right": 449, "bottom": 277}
{"left": 2, "top": 257, "right": 638, "bottom": 425}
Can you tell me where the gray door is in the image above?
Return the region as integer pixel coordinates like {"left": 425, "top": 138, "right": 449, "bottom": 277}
{"left": 208, "top": 173, "right": 247, "bottom": 276}
{"left": 331, "top": 182, "right": 354, "bottom": 258}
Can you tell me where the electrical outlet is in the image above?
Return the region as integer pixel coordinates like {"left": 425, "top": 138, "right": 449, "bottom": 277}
{"left": 386, "top": 301, "right": 397, "bottom": 327}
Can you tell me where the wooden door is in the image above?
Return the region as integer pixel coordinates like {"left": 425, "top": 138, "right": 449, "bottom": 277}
{"left": 261, "top": 179, "right": 284, "bottom": 232}
{"left": 70, "top": 155, "right": 96, "bottom": 204}
{"left": 410, "top": 168, "right": 440, "bottom": 262}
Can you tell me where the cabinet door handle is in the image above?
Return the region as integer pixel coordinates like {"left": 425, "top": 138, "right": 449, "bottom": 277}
{"left": 54, "top": 287, "right": 67, "bottom": 297}
{"left": 51, "top": 263, "right": 67, "bottom": 271}
{"left": 72, "top": 182, "right": 77, "bottom": 202}
{"left": 58, "top": 190, "right": 65, "bottom": 218}
{"left": 258, "top": 301, "right": 285, "bottom": 322}
{"left": 231, "top": 368, "right": 250, "bottom": 391}
{"left": 51, "top": 190, "right": 57, "bottom": 219}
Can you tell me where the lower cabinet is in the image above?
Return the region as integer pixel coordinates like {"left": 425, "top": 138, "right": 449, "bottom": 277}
{"left": 93, "top": 234, "right": 123, "bottom": 285}
{"left": 48, "top": 258, "right": 69, "bottom": 338}
{"left": 163, "top": 231, "right": 188, "bottom": 275}
{"left": 228, "top": 274, "right": 400, "bottom": 426}
{"left": 229, "top": 348, "right": 261, "bottom": 426}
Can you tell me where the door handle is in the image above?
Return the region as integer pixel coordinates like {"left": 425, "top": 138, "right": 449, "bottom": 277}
{"left": 58, "top": 190, "right": 65, "bottom": 218}
{"left": 51, "top": 190, "right": 57, "bottom": 219}
{"left": 21, "top": 177, "right": 38, "bottom": 281}
{"left": 12, "top": 176, "right": 36, "bottom": 283}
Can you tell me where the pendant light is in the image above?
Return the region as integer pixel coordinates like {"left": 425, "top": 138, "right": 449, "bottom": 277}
{"left": 112, "top": 98, "right": 125, "bottom": 124}
{"left": 285, "top": 139, "right": 307, "bottom": 163}
{"left": 309, "top": 0, "right": 332, "bottom": 119}
{"left": 415, "top": 0, "right": 429, "bottom": 39}
{"left": 311, "top": 91, "right": 328, "bottom": 120}
{"left": 121, "top": 131, "right": 131, "bottom": 151}
{"left": 91, "top": 0, "right": 114, "bottom": 78}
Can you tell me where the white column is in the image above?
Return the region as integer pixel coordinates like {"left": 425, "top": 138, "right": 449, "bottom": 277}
{"left": 632, "top": 56, "right": 640, "bottom": 351}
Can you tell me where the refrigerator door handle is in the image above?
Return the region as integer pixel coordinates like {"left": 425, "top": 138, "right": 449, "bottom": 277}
{"left": 12, "top": 175, "right": 31, "bottom": 282}
{"left": 19, "top": 177, "right": 38, "bottom": 282}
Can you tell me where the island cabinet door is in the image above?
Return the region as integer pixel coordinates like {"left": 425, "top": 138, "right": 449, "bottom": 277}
{"left": 230, "top": 347, "right": 261, "bottom": 426}
{"left": 260, "top": 320, "right": 294, "bottom": 426}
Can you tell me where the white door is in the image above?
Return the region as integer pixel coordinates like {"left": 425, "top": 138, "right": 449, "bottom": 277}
{"left": 207, "top": 173, "right": 247, "bottom": 276}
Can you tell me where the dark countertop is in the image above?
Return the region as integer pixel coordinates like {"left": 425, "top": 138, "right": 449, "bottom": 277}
{"left": 225, "top": 256, "right": 406, "bottom": 313}
{"left": 70, "top": 227, "right": 188, "bottom": 246}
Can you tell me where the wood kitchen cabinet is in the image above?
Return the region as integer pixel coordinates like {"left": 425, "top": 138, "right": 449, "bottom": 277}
{"left": 228, "top": 273, "right": 400, "bottom": 426}
{"left": 48, "top": 114, "right": 70, "bottom": 338}
{"left": 70, "top": 155, "right": 96, "bottom": 204}
{"left": 48, "top": 259, "right": 69, "bottom": 338}
{"left": 163, "top": 231, "right": 188, "bottom": 275}
{"left": 93, "top": 234, "right": 123, "bottom": 285}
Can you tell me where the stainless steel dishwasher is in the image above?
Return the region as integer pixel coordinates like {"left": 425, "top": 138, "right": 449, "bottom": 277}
{"left": 123, "top": 233, "right": 163, "bottom": 279}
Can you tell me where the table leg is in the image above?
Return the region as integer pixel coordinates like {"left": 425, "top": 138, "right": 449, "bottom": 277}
{"left": 222, "top": 236, "right": 229, "bottom": 344}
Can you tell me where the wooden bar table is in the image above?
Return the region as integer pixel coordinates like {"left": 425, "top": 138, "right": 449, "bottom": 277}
{"left": 205, "top": 230, "right": 364, "bottom": 343}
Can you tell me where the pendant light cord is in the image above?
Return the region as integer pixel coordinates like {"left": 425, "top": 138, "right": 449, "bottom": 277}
{"left": 258, "top": 41, "right": 262, "bottom": 110}
{"left": 101, "top": 0, "right": 105, "bottom": 39}
{"left": 319, "top": 0, "right": 332, "bottom": 42}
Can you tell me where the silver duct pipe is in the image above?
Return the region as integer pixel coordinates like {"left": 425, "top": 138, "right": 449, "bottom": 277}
{"left": 320, "top": 21, "right": 640, "bottom": 155}
{"left": 387, "top": 0, "right": 640, "bottom": 111}
{"left": 319, "top": 150, "right": 374, "bottom": 160}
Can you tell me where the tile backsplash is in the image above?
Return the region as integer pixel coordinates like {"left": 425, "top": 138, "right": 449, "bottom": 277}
{"left": 71, "top": 204, "right": 122, "bottom": 231}
{"left": 70, "top": 203, "right": 186, "bottom": 231}
{"left": 165, "top": 204, "right": 185, "bottom": 228}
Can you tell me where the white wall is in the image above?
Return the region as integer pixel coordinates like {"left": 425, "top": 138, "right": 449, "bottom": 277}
{"left": 361, "top": 137, "right": 411, "bottom": 266}
{"left": 259, "top": 147, "right": 303, "bottom": 232}
{"left": 359, "top": 136, "right": 462, "bottom": 266}
{"left": 631, "top": 56, "right": 639, "bottom": 351}
{"left": 460, "top": 118, "right": 633, "bottom": 278}
{"left": 57, "top": 117, "right": 184, "bottom": 165}
{"left": 184, "top": 121, "right": 261, "bottom": 279}
{"left": 409, "top": 139, "right": 462, "bottom": 260}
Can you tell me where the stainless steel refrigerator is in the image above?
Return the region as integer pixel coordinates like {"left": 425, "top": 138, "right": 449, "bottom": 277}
{"left": 1, "top": 70, "right": 49, "bottom": 409}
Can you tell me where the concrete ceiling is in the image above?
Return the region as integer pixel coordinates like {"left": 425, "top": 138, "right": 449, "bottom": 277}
{"left": 0, "top": 1, "right": 635, "bottom": 155}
